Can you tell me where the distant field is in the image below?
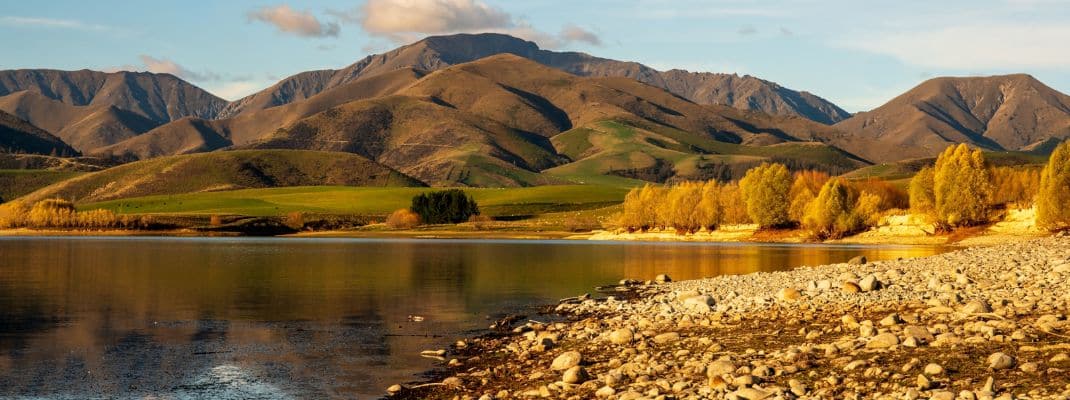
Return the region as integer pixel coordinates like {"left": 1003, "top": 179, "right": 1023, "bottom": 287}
{"left": 0, "top": 169, "right": 84, "bottom": 202}
{"left": 81, "top": 185, "right": 629, "bottom": 217}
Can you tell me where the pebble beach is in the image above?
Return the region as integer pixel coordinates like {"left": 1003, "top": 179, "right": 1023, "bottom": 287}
{"left": 391, "top": 235, "right": 1070, "bottom": 399}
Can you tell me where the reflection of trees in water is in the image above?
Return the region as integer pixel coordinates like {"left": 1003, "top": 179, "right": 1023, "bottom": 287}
{"left": 0, "top": 239, "right": 947, "bottom": 398}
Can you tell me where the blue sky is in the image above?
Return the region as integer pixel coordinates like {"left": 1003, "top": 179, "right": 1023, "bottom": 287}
{"left": 2, "top": 0, "right": 1068, "bottom": 112}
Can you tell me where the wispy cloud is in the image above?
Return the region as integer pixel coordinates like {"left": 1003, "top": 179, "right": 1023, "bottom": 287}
{"left": 0, "top": 16, "right": 116, "bottom": 31}
{"left": 559, "top": 25, "right": 602, "bottom": 46}
{"left": 247, "top": 4, "right": 339, "bottom": 38}
{"left": 106, "top": 55, "right": 222, "bottom": 83}
{"left": 838, "top": 23, "right": 1070, "bottom": 70}
{"left": 137, "top": 55, "right": 221, "bottom": 81}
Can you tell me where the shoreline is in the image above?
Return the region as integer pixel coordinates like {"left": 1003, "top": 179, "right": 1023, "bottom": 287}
{"left": 389, "top": 235, "right": 1070, "bottom": 399}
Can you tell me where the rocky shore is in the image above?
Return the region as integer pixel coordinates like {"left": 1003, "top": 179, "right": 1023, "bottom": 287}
{"left": 390, "top": 235, "right": 1070, "bottom": 399}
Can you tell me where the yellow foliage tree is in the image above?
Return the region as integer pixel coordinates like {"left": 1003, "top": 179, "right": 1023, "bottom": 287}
{"left": 802, "top": 179, "right": 857, "bottom": 239}
{"left": 991, "top": 166, "right": 1042, "bottom": 208}
{"left": 719, "top": 182, "right": 750, "bottom": 225}
{"left": 694, "top": 180, "right": 724, "bottom": 231}
{"left": 1037, "top": 141, "right": 1070, "bottom": 232}
{"left": 909, "top": 166, "right": 936, "bottom": 215}
{"left": 739, "top": 162, "right": 793, "bottom": 228}
{"left": 663, "top": 182, "right": 704, "bottom": 234}
{"left": 933, "top": 144, "right": 993, "bottom": 229}
{"left": 802, "top": 179, "right": 883, "bottom": 239}
{"left": 789, "top": 171, "right": 829, "bottom": 223}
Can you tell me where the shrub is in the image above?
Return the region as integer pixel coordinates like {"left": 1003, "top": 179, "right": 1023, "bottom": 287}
{"left": 411, "top": 189, "right": 480, "bottom": 224}
{"left": 1037, "top": 141, "right": 1070, "bottom": 232}
{"left": 739, "top": 162, "right": 793, "bottom": 228}
{"left": 909, "top": 166, "right": 936, "bottom": 215}
{"left": 469, "top": 214, "right": 494, "bottom": 230}
{"left": 283, "top": 211, "right": 305, "bottom": 230}
{"left": 385, "top": 208, "right": 421, "bottom": 229}
{"left": 933, "top": 144, "right": 993, "bottom": 229}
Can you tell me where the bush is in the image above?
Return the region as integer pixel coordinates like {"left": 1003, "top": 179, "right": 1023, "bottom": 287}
{"left": 283, "top": 211, "right": 305, "bottom": 230}
{"left": 411, "top": 189, "right": 480, "bottom": 224}
{"left": 933, "top": 144, "right": 993, "bottom": 229}
{"left": 1037, "top": 141, "right": 1070, "bottom": 232}
{"left": 739, "top": 162, "right": 793, "bottom": 228}
{"left": 909, "top": 166, "right": 936, "bottom": 215}
{"left": 385, "top": 208, "right": 421, "bottom": 229}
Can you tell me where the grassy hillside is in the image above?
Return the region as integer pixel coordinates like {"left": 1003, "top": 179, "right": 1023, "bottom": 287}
{"left": 21, "top": 150, "right": 424, "bottom": 203}
{"left": 80, "top": 185, "right": 628, "bottom": 217}
{"left": 0, "top": 169, "right": 84, "bottom": 202}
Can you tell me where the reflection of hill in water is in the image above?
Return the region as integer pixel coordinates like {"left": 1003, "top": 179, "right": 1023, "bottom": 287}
{"left": 0, "top": 238, "right": 946, "bottom": 397}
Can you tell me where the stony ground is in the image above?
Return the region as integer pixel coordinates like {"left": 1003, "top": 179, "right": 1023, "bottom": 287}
{"left": 389, "top": 235, "right": 1070, "bottom": 400}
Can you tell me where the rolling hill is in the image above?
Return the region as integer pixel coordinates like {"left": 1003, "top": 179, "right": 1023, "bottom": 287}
{"left": 0, "top": 69, "right": 226, "bottom": 153}
{"left": 220, "top": 33, "right": 849, "bottom": 124}
{"left": 233, "top": 55, "right": 866, "bottom": 186}
{"left": 834, "top": 74, "right": 1070, "bottom": 162}
{"left": 0, "top": 110, "right": 78, "bottom": 156}
{"left": 20, "top": 150, "right": 424, "bottom": 204}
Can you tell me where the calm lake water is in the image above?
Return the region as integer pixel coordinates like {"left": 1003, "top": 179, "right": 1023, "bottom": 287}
{"left": 0, "top": 237, "right": 947, "bottom": 399}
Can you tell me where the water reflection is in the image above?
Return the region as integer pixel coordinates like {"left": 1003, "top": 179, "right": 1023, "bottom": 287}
{"left": 0, "top": 237, "right": 946, "bottom": 398}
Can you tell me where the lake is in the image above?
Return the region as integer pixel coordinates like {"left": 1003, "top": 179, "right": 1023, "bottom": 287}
{"left": 0, "top": 237, "right": 947, "bottom": 399}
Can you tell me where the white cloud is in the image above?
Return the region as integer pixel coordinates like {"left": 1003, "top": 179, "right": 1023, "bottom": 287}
{"left": 138, "top": 55, "right": 220, "bottom": 81}
{"left": 559, "top": 25, "right": 602, "bottom": 46}
{"left": 333, "top": 0, "right": 598, "bottom": 49}
{"left": 207, "top": 81, "right": 271, "bottom": 101}
{"left": 0, "top": 16, "right": 115, "bottom": 31}
{"left": 357, "top": 0, "right": 511, "bottom": 37}
{"left": 839, "top": 23, "right": 1070, "bottom": 70}
{"left": 248, "top": 4, "right": 339, "bottom": 38}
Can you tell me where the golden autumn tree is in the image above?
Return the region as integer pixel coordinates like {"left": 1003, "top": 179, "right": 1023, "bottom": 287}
{"left": 909, "top": 166, "right": 936, "bottom": 216}
{"left": 719, "top": 182, "right": 750, "bottom": 225}
{"left": 663, "top": 182, "right": 704, "bottom": 234}
{"left": 802, "top": 179, "right": 860, "bottom": 239}
{"left": 739, "top": 162, "right": 793, "bottom": 228}
{"left": 788, "top": 170, "right": 829, "bottom": 223}
{"left": 933, "top": 144, "right": 993, "bottom": 229}
{"left": 694, "top": 180, "right": 724, "bottom": 231}
{"left": 1037, "top": 141, "right": 1070, "bottom": 232}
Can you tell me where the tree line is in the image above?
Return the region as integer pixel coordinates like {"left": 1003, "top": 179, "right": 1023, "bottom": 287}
{"left": 618, "top": 141, "right": 1070, "bottom": 238}
{"left": 0, "top": 199, "right": 149, "bottom": 229}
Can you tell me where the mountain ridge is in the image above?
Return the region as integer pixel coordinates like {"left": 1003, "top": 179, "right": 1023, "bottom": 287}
{"left": 220, "top": 33, "right": 850, "bottom": 124}
{"left": 833, "top": 73, "right": 1070, "bottom": 162}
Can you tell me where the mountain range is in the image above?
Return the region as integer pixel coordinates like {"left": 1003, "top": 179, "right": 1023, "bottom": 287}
{"left": 1, "top": 33, "right": 1069, "bottom": 189}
